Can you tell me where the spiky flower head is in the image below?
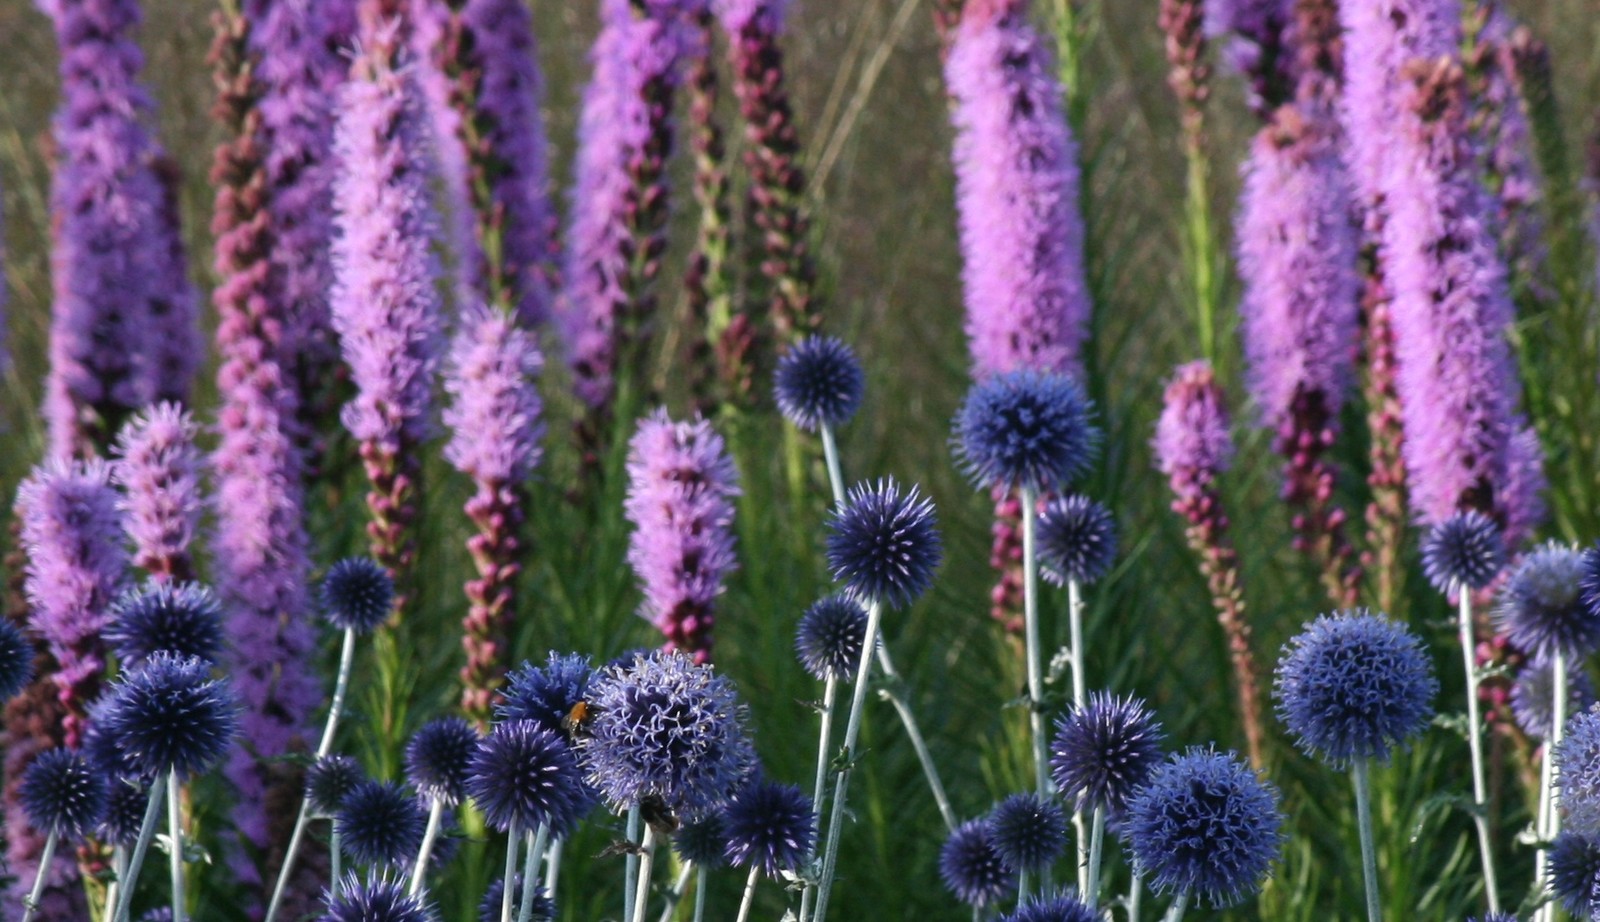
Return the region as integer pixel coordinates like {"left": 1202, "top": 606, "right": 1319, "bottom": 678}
{"left": 721, "top": 778, "right": 815, "bottom": 877}
{"left": 773, "top": 336, "right": 866, "bottom": 432}
{"left": 100, "top": 777, "right": 150, "bottom": 847}
{"left": 496, "top": 652, "right": 595, "bottom": 737}
{"left": 794, "top": 595, "right": 870, "bottom": 681}
{"left": 986, "top": 792, "right": 1068, "bottom": 874}
{"left": 580, "top": 651, "right": 757, "bottom": 819}
{"left": 1496, "top": 542, "right": 1598, "bottom": 660}
{"left": 1579, "top": 541, "right": 1600, "bottom": 629}
{"left": 319, "top": 873, "right": 437, "bottom": 922}
{"left": 105, "top": 581, "right": 225, "bottom": 667}
{"left": 1050, "top": 691, "right": 1167, "bottom": 816}
{"left": 1273, "top": 611, "right": 1436, "bottom": 767}
{"left": 1511, "top": 656, "right": 1597, "bottom": 742}
{"left": 0, "top": 618, "right": 34, "bottom": 701}
{"left": 477, "top": 877, "right": 553, "bottom": 922}
{"left": 939, "top": 818, "right": 1016, "bottom": 907}
{"left": 306, "top": 754, "right": 366, "bottom": 818}
{"left": 467, "top": 719, "right": 592, "bottom": 836}
{"left": 1555, "top": 705, "right": 1600, "bottom": 836}
{"left": 406, "top": 716, "right": 480, "bottom": 807}
{"left": 20, "top": 747, "right": 107, "bottom": 839}
{"left": 673, "top": 814, "right": 730, "bottom": 868}
{"left": 1123, "top": 747, "right": 1285, "bottom": 908}
{"left": 953, "top": 370, "right": 1099, "bottom": 493}
{"left": 98, "top": 651, "right": 239, "bottom": 779}
{"left": 321, "top": 557, "right": 395, "bottom": 633}
{"left": 997, "top": 891, "right": 1098, "bottom": 922}
{"left": 337, "top": 780, "right": 427, "bottom": 867}
{"left": 1036, "top": 495, "right": 1117, "bottom": 586}
{"left": 1549, "top": 831, "right": 1600, "bottom": 920}
{"left": 826, "top": 478, "right": 943, "bottom": 609}
{"left": 1420, "top": 510, "right": 1505, "bottom": 594}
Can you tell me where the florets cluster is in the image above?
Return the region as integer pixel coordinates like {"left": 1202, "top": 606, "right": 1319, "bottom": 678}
{"left": 826, "top": 479, "right": 942, "bottom": 609}
{"left": 953, "top": 370, "right": 1099, "bottom": 492}
{"left": 1050, "top": 692, "right": 1166, "bottom": 815}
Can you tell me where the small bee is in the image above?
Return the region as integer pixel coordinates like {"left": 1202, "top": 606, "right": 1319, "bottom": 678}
{"left": 640, "top": 794, "right": 681, "bottom": 836}
{"left": 561, "top": 699, "right": 597, "bottom": 741}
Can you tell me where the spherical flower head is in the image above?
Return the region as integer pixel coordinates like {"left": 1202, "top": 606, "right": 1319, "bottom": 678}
{"left": 100, "top": 651, "right": 239, "bottom": 779}
{"left": 722, "top": 778, "right": 815, "bottom": 877}
{"left": 1511, "top": 655, "right": 1597, "bottom": 741}
{"left": 1123, "top": 747, "right": 1285, "bottom": 908}
{"left": 84, "top": 698, "right": 147, "bottom": 781}
{"left": 20, "top": 747, "right": 107, "bottom": 839}
{"left": 319, "top": 873, "right": 437, "bottom": 922}
{"left": 581, "top": 652, "right": 757, "bottom": 819}
{"left": 478, "top": 877, "right": 553, "bottom": 922}
{"left": 406, "top": 716, "right": 479, "bottom": 807}
{"left": 1498, "top": 543, "right": 1598, "bottom": 660}
{"left": 1273, "top": 610, "right": 1437, "bottom": 767}
{"left": 773, "top": 336, "right": 866, "bottom": 432}
{"left": 496, "top": 652, "right": 595, "bottom": 737}
{"left": 306, "top": 754, "right": 366, "bottom": 817}
{"left": 321, "top": 557, "right": 395, "bottom": 633}
{"left": 673, "top": 814, "right": 730, "bottom": 868}
{"left": 1036, "top": 494, "right": 1116, "bottom": 586}
{"left": 953, "top": 370, "right": 1099, "bottom": 492}
{"left": 467, "top": 719, "right": 592, "bottom": 836}
{"left": 826, "top": 478, "right": 942, "bottom": 609}
{"left": 1582, "top": 541, "right": 1600, "bottom": 627}
{"left": 100, "top": 777, "right": 151, "bottom": 847}
{"left": 939, "top": 818, "right": 1017, "bottom": 907}
{"left": 1549, "top": 831, "right": 1600, "bottom": 919}
{"left": 997, "top": 890, "right": 1097, "bottom": 922}
{"left": 1556, "top": 705, "right": 1600, "bottom": 835}
{"left": 794, "top": 595, "right": 870, "bottom": 681}
{"left": 0, "top": 617, "right": 35, "bottom": 701}
{"left": 986, "top": 792, "right": 1068, "bottom": 873}
{"left": 337, "top": 780, "right": 427, "bottom": 867}
{"left": 1420, "top": 511, "right": 1505, "bottom": 594}
{"left": 1050, "top": 691, "right": 1166, "bottom": 816}
{"left": 105, "top": 581, "right": 225, "bottom": 667}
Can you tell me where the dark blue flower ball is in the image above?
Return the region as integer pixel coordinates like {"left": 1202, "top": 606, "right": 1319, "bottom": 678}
{"left": 938, "top": 818, "right": 1016, "bottom": 907}
{"left": 1497, "top": 542, "right": 1599, "bottom": 660}
{"left": 1123, "top": 747, "right": 1285, "bottom": 908}
{"left": 1273, "top": 611, "right": 1437, "bottom": 767}
{"left": 321, "top": 558, "right": 395, "bottom": 633}
{"left": 773, "top": 336, "right": 866, "bottom": 433}
{"left": 0, "top": 618, "right": 34, "bottom": 701}
{"left": 997, "top": 891, "right": 1098, "bottom": 922}
{"left": 337, "top": 780, "right": 426, "bottom": 867}
{"left": 1582, "top": 541, "right": 1600, "bottom": 629}
{"left": 953, "top": 370, "right": 1099, "bottom": 492}
{"left": 406, "top": 716, "right": 479, "bottom": 807}
{"left": 1511, "top": 655, "right": 1597, "bottom": 741}
{"left": 306, "top": 754, "right": 366, "bottom": 817}
{"left": 83, "top": 697, "right": 148, "bottom": 781}
{"left": 673, "top": 814, "right": 730, "bottom": 869}
{"left": 99, "top": 651, "right": 239, "bottom": 780}
{"left": 105, "top": 581, "right": 225, "bottom": 667}
{"left": 986, "top": 792, "right": 1068, "bottom": 874}
{"left": 794, "top": 595, "right": 869, "bottom": 681}
{"left": 495, "top": 652, "right": 595, "bottom": 737}
{"left": 1420, "top": 511, "right": 1505, "bottom": 593}
{"left": 20, "top": 747, "right": 107, "bottom": 839}
{"left": 319, "top": 874, "right": 435, "bottom": 922}
{"left": 1555, "top": 705, "right": 1600, "bottom": 834}
{"left": 100, "top": 777, "right": 151, "bottom": 847}
{"left": 1036, "top": 494, "right": 1117, "bottom": 586}
{"left": 467, "top": 720, "right": 592, "bottom": 836}
{"left": 826, "top": 478, "right": 942, "bottom": 610}
{"left": 722, "top": 779, "right": 815, "bottom": 878}
{"left": 477, "top": 876, "right": 554, "bottom": 922}
{"left": 1549, "top": 831, "right": 1600, "bottom": 920}
{"left": 1050, "top": 692, "right": 1166, "bottom": 816}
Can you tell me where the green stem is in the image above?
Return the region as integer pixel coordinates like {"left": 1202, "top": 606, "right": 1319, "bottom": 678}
{"left": 1086, "top": 806, "right": 1106, "bottom": 910}
{"left": 624, "top": 805, "right": 642, "bottom": 922}
{"left": 1456, "top": 589, "right": 1500, "bottom": 914}
{"left": 809, "top": 675, "right": 839, "bottom": 843}
{"left": 517, "top": 824, "right": 550, "bottom": 922}
{"left": 330, "top": 824, "right": 342, "bottom": 897}
{"left": 819, "top": 425, "right": 846, "bottom": 508}
{"left": 411, "top": 798, "right": 446, "bottom": 895}
{"left": 631, "top": 824, "right": 658, "bottom": 922}
{"left": 500, "top": 819, "right": 522, "bottom": 922}
{"left": 657, "top": 862, "right": 695, "bottom": 922}
{"left": 1069, "top": 576, "right": 1087, "bottom": 893}
{"left": 1021, "top": 486, "right": 1049, "bottom": 798}
{"left": 543, "top": 838, "right": 563, "bottom": 907}
{"left": 19, "top": 827, "right": 58, "bottom": 922}
{"left": 1353, "top": 761, "right": 1381, "bottom": 922}
{"left": 734, "top": 865, "right": 760, "bottom": 922}
{"left": 692, "top": 866, "right": 708, "bottom": 922}
{"left": 167, "top": 771, "right": 185, "bottom": 922}
{"left": 114, "top": 779, "right": 166, "bottom": 922}
{"left": 1163, "top": 891, "right": 1189, "bottom": 922}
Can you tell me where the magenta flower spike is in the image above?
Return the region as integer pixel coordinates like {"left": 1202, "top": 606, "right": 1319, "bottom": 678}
{"left": 624, "top": 410, "right": 742, "bottom": 663}
{"left": 112, "top": 402, "right": 202, "bottom": 583}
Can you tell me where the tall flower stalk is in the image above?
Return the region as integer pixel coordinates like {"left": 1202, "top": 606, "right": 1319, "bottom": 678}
{"left": 1159, "top": 0, "right": 1221, "bottom": 362}
{"left": 112, "top": 403, "right": 202, "bottom": 583}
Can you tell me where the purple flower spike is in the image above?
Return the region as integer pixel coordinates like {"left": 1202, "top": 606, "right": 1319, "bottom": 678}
{"left": 1208, "top": 0, "right": 1293, "bottom": 119}
{"left": 944, "top": 0, "right": 1090, "bottom": 379}
{"left": 625, "top": 411, "right": 741, "bottom": 663}
{"left": 112, "top": 402, "right": 201, "bottom": 581}
{"left": 1154, "top": 361, "right": 1235, "bottom": 502}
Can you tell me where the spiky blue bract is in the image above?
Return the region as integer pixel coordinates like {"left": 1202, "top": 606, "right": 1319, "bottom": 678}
{"left": 825, "top": 478, "right": 942, "bottom": 610}
{"left": 1549, "top": 831, "right": 1600, "bottom": 919}
{"left": 1556, "top": 706, "right": 1600, "bottom": 835}
{"left": 0, "top": 618, "right": 33, "bottom": 700}
{"left": 1273, "top": 611, "right": 1437, "bottom": 767}
{"left": 722, "top": 778, "right": 815, "bottom": 877}
{"left": 306, "top": 753, "right": 366, "bottom": 817}
{"left": 997, "top": 890, "right": 1097, "bottom": 922}
{"left": 477, "top": 876, "right": 553, "bottom": 922}
{"left": 104, "top": 581, "right": 225, "bottom": 667}
{"left": 1582, "top": 541, "right": 1600, "bottom": 627}
{"left": 953, "top": 369, "right": 1099, "bottom": 492}
{"left": 1496, "top": 542, "right": 1598, "bottom": 660}
{"left": 1511, "top": 655, "right": 1597, "bottom": 741}
{"left": 83, "top": 698, "right": 146, "bottom": 780}
{"left": 1036, "top": 494, "right": 1116, "bottom": 586}
{"left": 467, "top": 719, "right": 591, "bottom": 836}
{"left": 406, "top": 716, "right": 479, "bottom": 807}
{"left": 794, "top": 595, "right": 869, "bottom": 681}
{"left": 774, "top": 335, "right": 866, "bottom": 432}
{"left": 987, "top": 792, "right": 1068, "bottom": 873}
{"left": 939, "top": 818, "right": 1016, "bottom": 907}
{"left": 337, "top": 780, "right": 427, "bottom": 867}
{"left": 320, "top": 557, "right": 395, "bottom": 633}
{"left": 580, "top": 651, "right": 757, "bottom": 819}
{"left": 98, "top": 651, "right": 239, "bottom": 779}
{"left": 100, "top": 777, "right": 149, "bottom": 847}
{"left": 1050, "top": 691, "right": 1166, "bottom": 816}
{"left": 673, "top": 814, "right": 730, "bottom": 868}
{"left": 1420, "top": 510, "right": 1505, "bottom": 593}
{"left": 319, "top": 873, "right": 437, "bottom": 922}
{"left": 1123, "top": 747, "right": 1285, "bottom": 908}
{"left": 19, "top": 747, "right": 106, "bottom": 838}
{"left": 496, "top": 652, "right": 594, "bottom": 736}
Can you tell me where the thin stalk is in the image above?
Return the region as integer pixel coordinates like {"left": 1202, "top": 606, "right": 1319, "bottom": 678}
{"left": 734, "top": 865, "right": 760, "bottom": 922}
{"left": 114, "top": 779, "right": 166, "bottom": 922}
{"left": 1018, "top": 870, "right": 1031, "bottom": 905}
{"left": 318, "top": 627, "right": 357, "bottom": 757}
{"left": 624, "top": 805, "right": 642, "bottom": 922}
{"left": 658, "top": 862, "right": 695, "bottom": 922}
{"left": 631, "top": 824, "right": 659, "bottom": 922}
{"left": 19, "top": 827, "right": 58, "bottom": 922}
{"left": 1086, "top": 807, "right": 1106, "bottom": 910}
{"left": 411, "top": 799, "right": 446, "bottom": 895}
{"left": 517, "top": 823, "right": 550, "bottom": 922}
{"left": 1456, "top": 589, "right": 1500, "bottom": 914}
{"left": 1353, "top": 761, "right": 1381, "bottom": 922}
{"left": 1535, "top": 650, "right": 1569, "bottom": 922}
{"left": 1163, "top": 892, "right": 1189, "bottom": 922}
{"left": 543, "top": 838, "right": 563, "bottom": 906}
{"left": 103, "top": 845, "right": 127, "bottom": 922}
{"left": 810, "top": 675, "right": 839, "bottom": 836}
{"left": 1021, "top": 486, "right": 1049, "bottom": 797}
{"left": 1069, "top": 576, "right": 1087, "bottom": 892}
{"left": 330, "top": 825, "right": 342, "bottom": 897}
{"left": 1130, "top": 871, "right": 1143, "bottom": 922}
{"left": 167, "top": 771, "right": 185, "bottom": 922}
{"left": 500, "top": 819, "right": 522, "bottom": 922}
{"left": 692, "top": 866, "right": 708, "bottom": 922}
{"left": 819, "top": 425, "right": 846, "bottom": 506}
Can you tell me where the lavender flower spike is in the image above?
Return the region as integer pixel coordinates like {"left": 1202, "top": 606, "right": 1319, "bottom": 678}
{"left": 944, "top": 0, "right": 1090, "bottom": 379}
{"left": 113, "top": 403, "right": 202, "bottom": 582}
{"left": 1207, "top": 0, "right": 1293, "bottom": 120}
{"left": 625, "top": 410, "right": 741, "bottom": 663}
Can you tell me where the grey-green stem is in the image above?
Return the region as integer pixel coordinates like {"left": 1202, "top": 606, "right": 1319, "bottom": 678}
{"left": 734, "top": 864, "right": 761, "bottom": 922}
{"left": 19, "top": 827, "right": 58, "bottom": 922}
{"left": 692, "top": 866, "right": 708, "bottom": 922}
{"left": 1162, "top": 892, "right": 1189, "bottom": 922}
{"left": 410, "top": 798, "right": 447, "bottom": 895}
{"left": 1353, "top": 760, "right": 1381, "bottom": 922}
{"left": 114, "top": 777, "right": 166, "bottom": 922}
{"left": 168, "top": 771, "right": 186, "bottom": 922}
{"left": 517, "top": 823, "right": 550, "bottom": 922}
{"left": 1456, "top": 588, "right": 1500, "bottom": 914}
{"left": 631, "top": 824, "right": 659, "bottom": 922}
{"left": 1069, "top": 576, "right": 1088, "bottom": 894}
{"left": 1086, "top": 806, "right": 1106, "bottom": 910}
{"left": 623, "top": 805, "right": 642, "bottom": 922}
{"left": 499, "top": 819, "right": 522, "bottom": 922}
{"left": 657, "top": 861, "right": 695, "bottom": 922}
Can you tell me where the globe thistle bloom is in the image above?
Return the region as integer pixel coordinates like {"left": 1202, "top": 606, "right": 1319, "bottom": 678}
{"left": 1549, "top": 830, "right": 1600, "bottom": 919}
{"left": 0, "top": 619, "right": 34, "bottom": 701}
{"left": 19, "top": 748, "right": 107, "bottom": 839}
{"left": 673, "top": 814, "right": 730, "bottom": 868}
{"left": 105, "top": 581, "right": 225, "bottom": 668}
{"left": 1123, "top": 747, "right": 1285, "bottom": 908}
{"left": 496, "top": 653, "right": 595, "bottom": 737}
{"left": 98, "top": 652, "right": 239, "bottom": 780}
{"left": 1050, "top": 692, "right": 1167, "bottom": 816}
{"left": 306, "top": 754, "right": 366, "bottom": 818}
{"left": 986, "top": 792, "right": 1068, "bottom": 874}
{"left": 337, "top": 780, "right": 427, "bottom": 867}
{"left": 1036, "top": 495, "right": 1116, "bottom": 586}
{"left": 1579, "top": 541, "right": 1600, "bottom": 628}
{"left": 773, "top": 336, "right": 866, "bottom": 432}
{"left": 321, "top": 558, "right": 395, "bottom": 634}
{"left": 478, "top": 877, "right": 554, "bottom": 922}
{"left": 1555, "top": 706, "right": 1600, "bottom": 835}
{"left": 1496, "top": 543, "right": 1597, "bottom": 660}
{"left": 953, "top": 370, "right": 1099, "bottom": 493}
{"left": 319, "top": 873, "right": 436, "bottom": 922}
{"left": 997, "top": 890, "right": 1098, "bottom": 922}
{"left": 1421, "top": 510, "right": 1505, "bottom": 594}
{"left": 1512, "top": 656, "right": 1597, "bottom": 741}
{"left": 580, "top": 652, "right": 757, "bottom": 819}
{"left": 938, "top": 818, "right": 1016, "bottom": 907}
{"left": 406, "top": 717, "right": 479, "bottom": 808}
{"left": 112, "top": 402, "right": 202, "bottom": 579}
{"left": 467, "top": 720, "right": 592, "bottom": 836}
{"left": 794, "top": 595, "right": 869, "bottom": 681}
{"left": 100, "top": 777, "right": 151, "bottom": 847}
{"left": 1274, "top": 611, "right": 1437, "bottom": 767}
{"left": 721, "top": 778, "right": 815, "bottom": 877}
{"left": 826, "top": 479, "right": 943, "bottom": 610}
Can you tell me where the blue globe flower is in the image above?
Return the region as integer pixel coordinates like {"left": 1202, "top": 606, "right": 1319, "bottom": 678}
{"left": 794, "top": 595, "right": 869, "bottom": 681}
{"left": 1556, "top": 705, "right": 1600, "bottom": 835}
{"left": 1050, "top": 692, "right": 1166, "bottom": 816}
{"left": 477, "top": 876, "right": 554, "bottom": 922}
{"left": 306, "top": 754, "right": 366, "bottom": 818}
{"left": 105, "top": 581, "right": 225, "bottom": 667}
{"left": 406, "top": 716, "right": 480, "bottom": 807}
{"left": 953, "top": 370, "right": 1099, "bottom": 492}
{"left": 939, "top": 818, "right": 1016, "bottom": 907}
{"left": 1036, "top": 494, "right": 1116, "bottom": 586}
{"left": 672, "top": 814, "right": 730, "bottom": 869}
{"left": 1549, "top": 831, "right": 1600, "bottom": 919}
{"left": 319, "top": 873, "right": 436, "bottom": 922}
{"left": 1123, "top": 747, "right": 1285, "bottom": 908}
{"left": 321, "top": 558, "right": 395, "bottom": 633}
{"left": 337, "top": 780, "right": 426, "bottom": 867}
{"left": 20, "top": 747, "right": 107, "bottom": 839}
{"left": 722, "top": 778, "right": 814, "bottom": 877}
{"left": 1511, "top": 655, "right": 1596, "bottom": 741}
{"left": 1420, "top": 511, "right": 1504, "bottom": 593}
{"left": 495, "top": 652, "right": 595, "bottom": 737}
{"left": 467, "top": 719, "right": 592, "bottom": 836}
{"left": 986, "top": 793, "right": 1068, "bottom": 874}
{"left": 997, "top": 890, "right": 1097, "bottom": 922}
{"left": 1497, "top": 542, "right": 1598, "bottom": 660}
{"left": 826, "top": 478, "right": 942, "bottom": 609}
{"left": 0, "top": 618, "right": 34, "bottom": 701}
{"left": 100, "top": 777, "right": 151, "bottom": 847}
{"left": 1273, "top": 611, "right": 1437, "bottom": 767}
{"left": 1582, "top": 541, "right": 1600, "bottom": 628}
{"left": 773, "top": 336, "right": 866, "bottom": 432}
{"left": 98, "top": 651, "right": 239, "bottom": 780}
